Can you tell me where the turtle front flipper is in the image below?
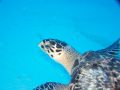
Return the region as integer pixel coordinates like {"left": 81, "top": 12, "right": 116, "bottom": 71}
{"left": 96, "top": 39, "right": 120, "bottom": 89}
{"left": 33, "top": 82, "right": 69, "bottom": 90}
{"left": 96, "top": 38, "right": 120, "bottom": 58}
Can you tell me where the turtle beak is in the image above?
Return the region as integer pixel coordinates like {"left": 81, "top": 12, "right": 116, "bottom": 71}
{"left": 38, "top": 41, "right": 44, "bottom": 49}
{"left": 38, "top": 43, "right": 41, "bottom": 47}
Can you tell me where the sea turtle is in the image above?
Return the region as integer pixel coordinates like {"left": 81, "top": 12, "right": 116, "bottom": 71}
{"left": 33, "top": 38, "right": 120, "bottom": 90}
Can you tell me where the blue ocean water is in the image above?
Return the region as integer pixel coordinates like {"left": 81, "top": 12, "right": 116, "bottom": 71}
{"left": 0, "top": 0, "right": 120, "bottom": 90}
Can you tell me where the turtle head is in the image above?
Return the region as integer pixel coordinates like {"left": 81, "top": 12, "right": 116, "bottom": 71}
{"left": 39, "top": 39, "right": 67, "bottom": 59}
{"left": 39, "top": 39, "right": 80, "bottom": 74}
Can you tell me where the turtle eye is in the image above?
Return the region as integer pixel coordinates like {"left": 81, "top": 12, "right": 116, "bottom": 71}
{"left": 45, "top": 45, "right": 50, "bottom": 49}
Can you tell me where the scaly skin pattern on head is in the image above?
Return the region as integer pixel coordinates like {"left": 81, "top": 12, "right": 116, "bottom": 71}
{"left": 39, "top": 39, "right": 81, "bottom": 75}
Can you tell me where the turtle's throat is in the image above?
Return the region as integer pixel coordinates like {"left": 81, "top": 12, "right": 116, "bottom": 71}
{"left": 56, "top": 46, "right": 81, "bottom": 75}
{"left": 60, "top": 58, "right": 75, "bottom": 75}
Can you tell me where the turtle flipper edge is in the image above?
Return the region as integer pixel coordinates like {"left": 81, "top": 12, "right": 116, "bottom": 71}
{"left": 96, "top": 38, "right": 120, "bottom": 58}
